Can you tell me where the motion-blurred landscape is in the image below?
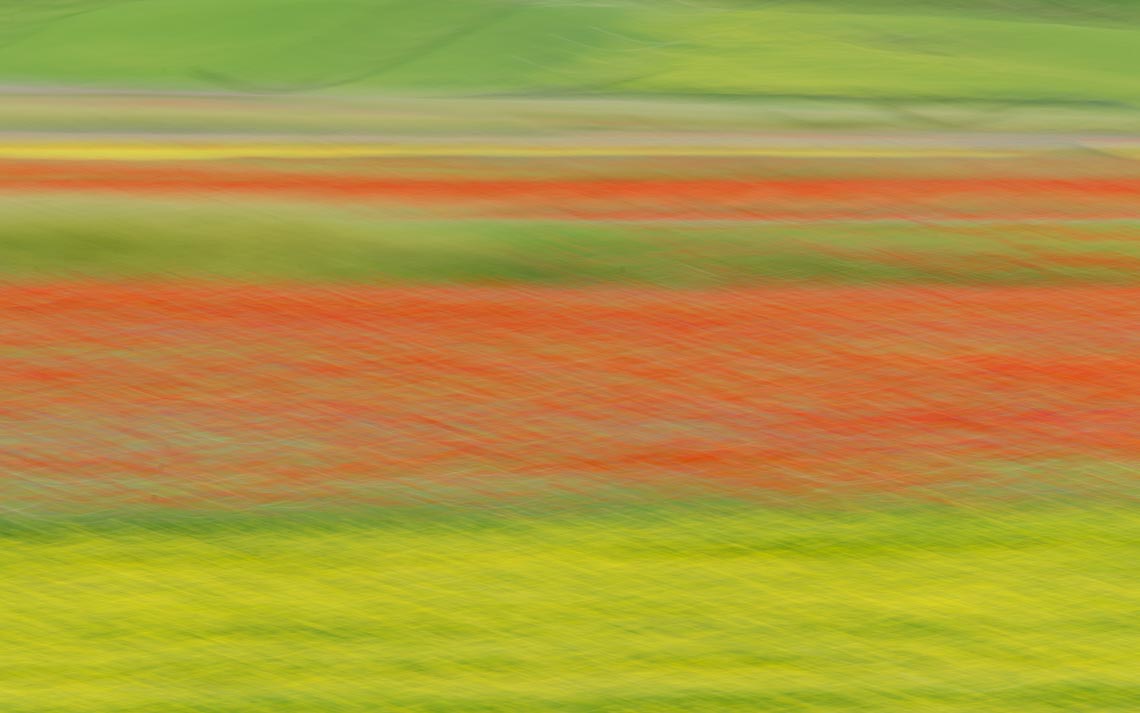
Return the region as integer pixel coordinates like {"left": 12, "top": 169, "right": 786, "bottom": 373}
{"left": 1, "top": 1, "right": 1138, "bottom": 711}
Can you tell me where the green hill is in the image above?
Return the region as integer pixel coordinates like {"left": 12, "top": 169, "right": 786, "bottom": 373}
{"left": 0, "top": 0, "right": 1137, "bottom": 105}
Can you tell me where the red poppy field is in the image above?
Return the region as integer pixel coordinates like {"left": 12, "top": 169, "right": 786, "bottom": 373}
{"left": 3, "top": 280, "right": 1137, "bottom": 513}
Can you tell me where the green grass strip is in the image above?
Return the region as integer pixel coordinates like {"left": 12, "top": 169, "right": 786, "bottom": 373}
{"left": 2, "top": 195, "right": 1140, "bottom": 286}
{"left": 0, "top": 196, "right": 1137, "bottom": 285}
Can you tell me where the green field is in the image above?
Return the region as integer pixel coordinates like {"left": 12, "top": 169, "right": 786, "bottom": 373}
{"left": 1, "top": 0, "right": 1138, "bottom": 134}
{"left": 0, "top": 0, "right": 1137, "bottom": 108}
{"left": 3, "top": 503, "right": 1137, "bottom": 712}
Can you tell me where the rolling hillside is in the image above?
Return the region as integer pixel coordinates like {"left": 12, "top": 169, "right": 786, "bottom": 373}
{"left": 0, "top": 0, "right": 1136, "bottom": 105}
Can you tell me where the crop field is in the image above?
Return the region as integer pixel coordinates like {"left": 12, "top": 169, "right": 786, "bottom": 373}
{"left": 2, "top": 142, "right": 1138, "bottom": 711}
{"left": 1, "top": 0, "right": 1139, "bottom": 709}
{"left": 3, "top": 505, "right": 1137, "bottom": 712}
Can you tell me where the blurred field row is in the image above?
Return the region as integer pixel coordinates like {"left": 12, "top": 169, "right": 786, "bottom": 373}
{"left": 0, "top": 145, "right": 1135, "bottom": 284}
{"left": 2, "top": 502, "right": 1136, "bottom": 713}
{"left": 1, "top": 197, "right": 1138, "bottom": 284}
{"left": 4, "top": 281, "right": 1138, "bottom": 515}
{"left": 3, "top": 92, "right": 1140, "bottom": 136}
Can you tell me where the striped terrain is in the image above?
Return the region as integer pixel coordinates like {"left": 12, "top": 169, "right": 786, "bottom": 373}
{"left": 0, "top": 128, "right": 1136, "bottom": 710}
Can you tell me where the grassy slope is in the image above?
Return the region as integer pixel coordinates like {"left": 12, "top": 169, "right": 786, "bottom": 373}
{"left": 2, "top": 504, "right": 1137, "bottom": 712}
{"left": 0, "top": 0, "right": 1136, "bottom": 105}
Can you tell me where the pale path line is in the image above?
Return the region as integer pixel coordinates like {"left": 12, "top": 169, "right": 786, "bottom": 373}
{"left": 0, "top": 128, "right": 1136, "bottom": 160}
{"left": 0, "top": 143, "right": 1027, "bottom": 160}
